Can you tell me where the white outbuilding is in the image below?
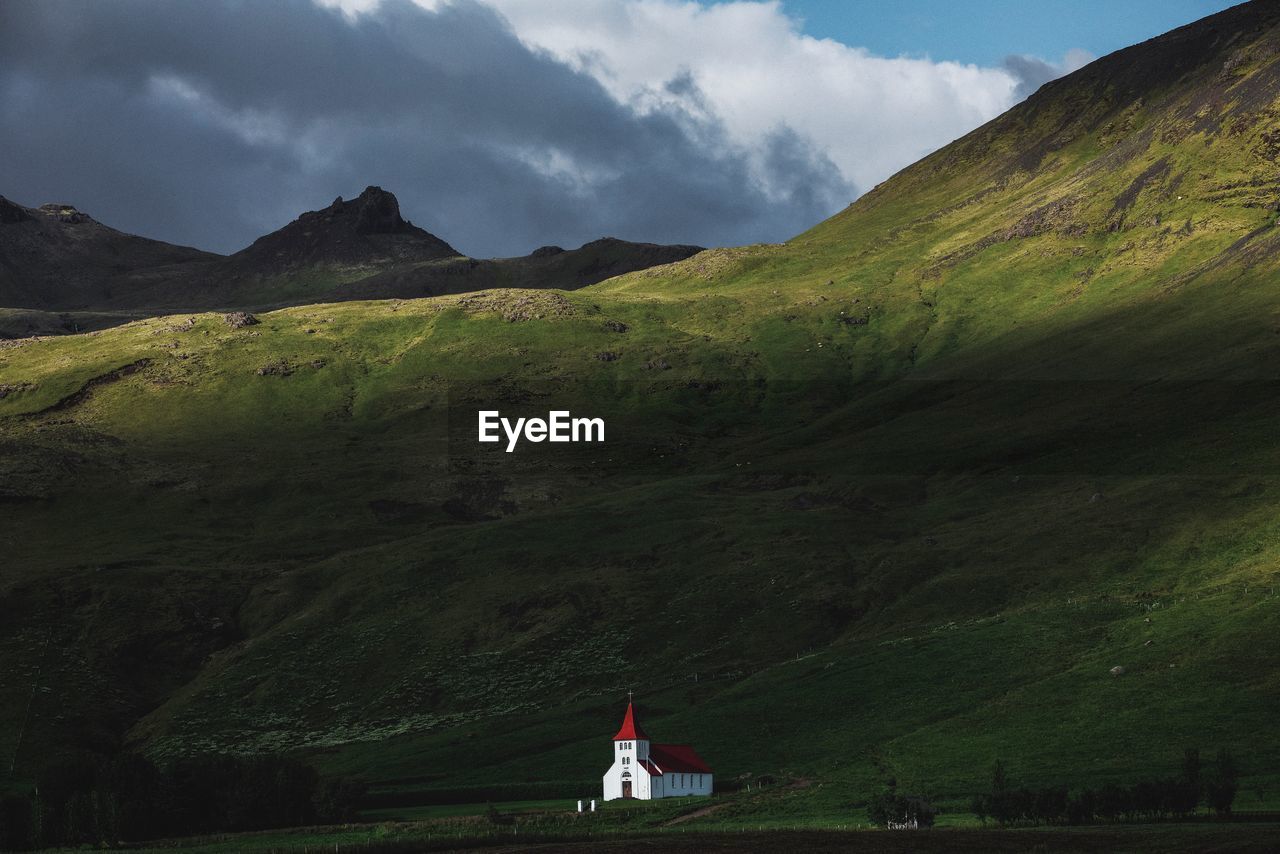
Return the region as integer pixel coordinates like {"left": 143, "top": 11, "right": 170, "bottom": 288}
{"left": 602, "top": 699, "right": 713, "bottom": 800}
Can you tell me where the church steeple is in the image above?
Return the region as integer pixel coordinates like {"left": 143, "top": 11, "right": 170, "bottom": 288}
{"left": 612, "top": 697, "right": 648, "bottom": 741}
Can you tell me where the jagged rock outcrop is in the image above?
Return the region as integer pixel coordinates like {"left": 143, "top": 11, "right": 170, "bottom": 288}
{"left": 226, "top": 185, "right": 460, "bottom": 274}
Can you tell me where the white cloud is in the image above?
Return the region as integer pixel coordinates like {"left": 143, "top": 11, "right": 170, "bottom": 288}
{"left": 316, "top": 0, "right": 1092, "bottom": 217}
{"left": 2, "top": 0, "right": 860, "bottom": 255}
{"left": 482, "top": 0, "right": 1021, "bottom": 193}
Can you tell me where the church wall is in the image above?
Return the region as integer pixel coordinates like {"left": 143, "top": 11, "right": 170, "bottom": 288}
{"left": 602, "top": 763, "right": 621, "bottom": 801}
{"left": 657, "top": 772, "right": 712, "bottom": 798}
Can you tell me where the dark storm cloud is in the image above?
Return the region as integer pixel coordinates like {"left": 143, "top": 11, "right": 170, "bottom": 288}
{"left": 0, "top": 0, "right": 853, "bottom": 256}
{"left": 1001, "top": 54, "right": 1063, "bottom": 101}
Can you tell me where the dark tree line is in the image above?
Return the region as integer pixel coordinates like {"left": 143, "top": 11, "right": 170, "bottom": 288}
{"left": 971, "top": 749, "right": 1240, "bottom": 827}
{"left": 868, "top": 787, "right": 937, "bottom": 828}
{"left": 0, "top": 751, "right": 365, "bottom": 850}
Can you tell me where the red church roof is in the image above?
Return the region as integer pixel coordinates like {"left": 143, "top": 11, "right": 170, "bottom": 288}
{"left": 649, "top": 743, "right": 713, "bottom": 774}
{"left": 612, "top": 701, "right": 649, "bottom": 741}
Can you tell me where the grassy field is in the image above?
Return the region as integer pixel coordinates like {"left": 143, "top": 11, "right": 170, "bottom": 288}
{"left": 34, "top": 817, "right": 1280, "bottom": 853}
{"left": 28, "top": 782, "right": 1280, "bottom": 850}
{"left": 2, "top": 2, "right": 1280, "bottom": 839}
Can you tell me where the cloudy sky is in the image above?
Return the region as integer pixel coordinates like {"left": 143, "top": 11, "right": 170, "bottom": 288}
{"left": 0, "top": 0, "right": 1235, "bottom": 257}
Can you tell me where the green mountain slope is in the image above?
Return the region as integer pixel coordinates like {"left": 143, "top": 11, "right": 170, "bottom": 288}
{"left": 2, "top": 0, "right": 1280, "bottom": 814}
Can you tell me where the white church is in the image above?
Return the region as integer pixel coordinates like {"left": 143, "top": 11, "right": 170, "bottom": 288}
{"left": 602, "top": 699, "right": 713, "bottom": 800}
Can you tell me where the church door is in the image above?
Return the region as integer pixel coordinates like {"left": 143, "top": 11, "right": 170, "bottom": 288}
{"left": 622, "top": 781, "right": 632, "bottom": 798}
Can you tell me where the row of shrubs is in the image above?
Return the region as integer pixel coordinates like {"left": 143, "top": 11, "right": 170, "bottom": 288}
{"left": 868, "top": 790, "right": 937, "bottom": 828}
{"left": 865, "top": 748, "right": 1241, "bottom": 830}
{"left": 0, "top": 751, "right": 365, "bottom": 851}
{"left": 971, "top": 748, "right": 1239, "bottom": 826}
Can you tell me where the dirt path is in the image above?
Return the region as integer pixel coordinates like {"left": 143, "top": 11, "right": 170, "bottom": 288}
{"left": 664, "top": 777, "right": 813, "bottom": 826}
{"left": 664, "top": 801, "right": 731, "bottom": 826}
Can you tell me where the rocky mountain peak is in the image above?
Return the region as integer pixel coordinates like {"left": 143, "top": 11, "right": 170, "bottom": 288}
{"left": 37, "top": 203, "right": 93, "bottom": 224}
{"left": 229, "top": 185, "right": 459, "bottom": 271}
{"left": 0, "top": 196, "right": 31, "bottom": 224}
{"left": 322, "top": 186, "right": 414, "bottom": 235}
{"left": 355, "top": 186, "right": 409, "bottom": 235}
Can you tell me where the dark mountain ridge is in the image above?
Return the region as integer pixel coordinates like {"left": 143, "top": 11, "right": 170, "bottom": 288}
{"left": 0, "top": 195, "right": 218, "bottom": 312}
{"left": 0, "top": 186, "right": 703, "bottom": 326}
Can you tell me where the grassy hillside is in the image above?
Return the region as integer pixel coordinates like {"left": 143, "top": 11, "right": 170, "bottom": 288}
{"left": 2, "top": 0, "right": 1280, "bottom": 819}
